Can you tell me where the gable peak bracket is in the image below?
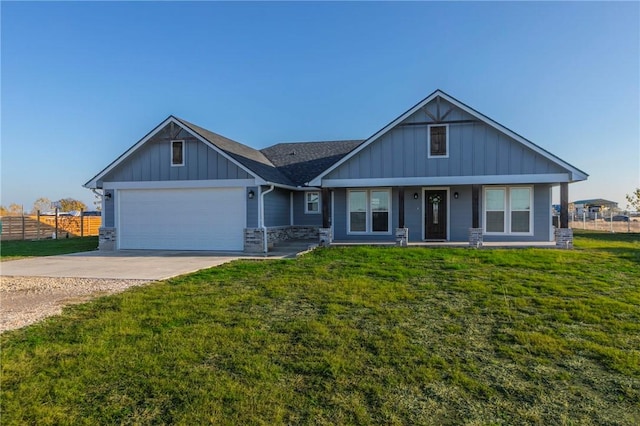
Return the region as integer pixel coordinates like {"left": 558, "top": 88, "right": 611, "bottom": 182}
{"left": 421, "top": 96, "right": 453, "bottom": 124}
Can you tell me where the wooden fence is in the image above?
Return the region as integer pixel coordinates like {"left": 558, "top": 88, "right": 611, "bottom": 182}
{"left": 0, "top": 215, "right": 101, "bottom": 241}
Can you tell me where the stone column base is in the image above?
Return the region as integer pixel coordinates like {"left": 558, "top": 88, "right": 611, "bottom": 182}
{"left": 469, "top": 228, "right": 483, "bottom": 248}
{"left": 99, "top": 227, "right": 117, "bottom": 251}
{"left": 244, "top": 228, "right": 265, "bottom": 253}
{"left": 555, "top": 228, "right": 573, "bottom": 249}
{"left": 319, "top": 228, "right": 332, "bottom": 247}
{"left": 395, "top": 228, "right": 409, "bottom": 247}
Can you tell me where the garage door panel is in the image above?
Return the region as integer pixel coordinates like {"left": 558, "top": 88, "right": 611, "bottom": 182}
{"left": 118, "top": 188, "right": 245, "bottom": 250}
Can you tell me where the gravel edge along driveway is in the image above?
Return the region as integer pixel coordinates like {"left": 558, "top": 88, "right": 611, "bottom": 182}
{"left": 0, "top": 276, "right": 152, "bottom": 333}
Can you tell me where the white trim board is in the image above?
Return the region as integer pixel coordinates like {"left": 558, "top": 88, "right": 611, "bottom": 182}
{"left": 321, "top": 173, "right": 571, "bottom": 188}
{"left": 103, "top": 179, "right": 256, "bottom": 190}
{"left": 84, "top": 116, "right": 266, "bottom": 189}
{"left": 309, "top": 90, "right": 588, "bottom": 186}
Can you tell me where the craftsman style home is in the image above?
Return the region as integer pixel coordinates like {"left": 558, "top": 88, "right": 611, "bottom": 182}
{"left": 85, "top": 90, "right": 587, "bottom": 252}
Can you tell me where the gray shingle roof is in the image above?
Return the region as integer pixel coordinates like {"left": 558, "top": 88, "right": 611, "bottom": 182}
{"left": 174, "top": 117, "right": 295, "bottom": 186}
{"left": 261, "top": 140, "right": 364, "bottom": 186}
{"left": 177, "top": 116, "right": 363, "bottom": 187}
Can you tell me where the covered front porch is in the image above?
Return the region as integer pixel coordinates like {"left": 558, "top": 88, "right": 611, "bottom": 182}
{"left": 317, "top": 183, "right": 574, "bottom": 249}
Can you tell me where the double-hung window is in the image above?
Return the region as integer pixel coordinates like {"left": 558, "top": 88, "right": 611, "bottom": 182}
{"left": 305, "top": 191, "right": 320, "bottom": 214}
{"left": 484, "top": 186, "right": 533, "bottom": 234}
{"left": 348, "top": 189, "right": 391, "bottom": 234}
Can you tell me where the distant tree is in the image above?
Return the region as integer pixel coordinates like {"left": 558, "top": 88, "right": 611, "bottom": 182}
{"left": 626, "top": 188, "right": 640, "bottom": 211}
{"left": 57, "top": 198, "right": 87, "bottom": 212}
{"left": 8, "top": 203, "right": 23, "bottom": 215}
{"left": 32, "top": 197, "right": 52, "bottom": 214}
{"left": 0, "top": 206, "right": 8, "bottom": 216}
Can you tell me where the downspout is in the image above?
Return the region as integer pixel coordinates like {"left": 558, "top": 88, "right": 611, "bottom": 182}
{"left": 260, "top": 185, "right": 275, "bottom": 254}
{"left": 91, "top": 189, "right": 105, "bottom": 224}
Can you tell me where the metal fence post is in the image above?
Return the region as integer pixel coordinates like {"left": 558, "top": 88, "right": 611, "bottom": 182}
{"left": 37, "top": 210, "right": 41, "bottom": 240}
{"left": 55, "top": 207, "right": 59, "bottom": 239}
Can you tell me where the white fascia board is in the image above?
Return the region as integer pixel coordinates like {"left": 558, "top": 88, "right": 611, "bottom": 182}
{"left": 263, "top": 182, "right": 316, "bottom": 191}
{"left": 309, "top": 91, "right": 442, "bottom": 186}
{"left": 310, "top": 89, "right": 588, "bottom": 185}
{"left": 84, "top": 116, "right": 176, "bottom": 189}
{"left": 103, "top": 179, "right": 256, "bottom": 190}
{"left": 433, "top": 92, "right": 589, "bottom": 181}
{"left": 84, "top": 116, "right": 266, "bottom": 189}
{"left": 321, "top": 173, "right": 571, "bottom": 188}
{"left": 172, "top": 117, "right": 266, "bottom": 183}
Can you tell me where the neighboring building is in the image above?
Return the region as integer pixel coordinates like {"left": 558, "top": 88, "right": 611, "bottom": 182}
{"left": 571, "top": 199, "right": 619, "bottom": 219}
{"left": 84, "top": 89, "right": 587, "bottom": 251}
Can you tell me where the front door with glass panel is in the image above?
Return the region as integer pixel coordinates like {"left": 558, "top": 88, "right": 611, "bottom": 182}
{"left": 425, "top": 190, "right": 447, "bottom": 240}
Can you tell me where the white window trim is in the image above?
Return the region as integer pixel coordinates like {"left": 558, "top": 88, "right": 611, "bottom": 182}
{"left": 427, "top": 124, "right": 449, "bottom": 159}
{"left": 483, "top": 185, "right": 534, "bottom": 236}
{"left": 347, "top": 188, "right": 392, "bottom": 235}
{"left": 171, "top": 140, "right": 185, "bottom": 167}
{"left": 304, "top": 191, "right": 321, "bottom": 214}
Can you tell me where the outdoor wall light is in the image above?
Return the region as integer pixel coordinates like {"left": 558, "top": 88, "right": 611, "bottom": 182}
{"left": 454, "top": 192, "right": 459, "bottom": 199}
{"left": 248, "top": 190, "right": 255, "bottom": 199}
{"left": 104, "top": 192, "right": 112, "bottom": 201}
{"left": 413, "top": 193, "right": 419, "bottom": 200}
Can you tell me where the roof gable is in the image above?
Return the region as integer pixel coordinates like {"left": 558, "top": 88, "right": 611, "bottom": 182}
{"left": 173, "top": 117, "right": 294, "bottom": 186}
{"left": 309, "top": 89, "right": 588, "bottom": 185}
{"left": 85, "top": 116, "right": 288, "bottom": 189}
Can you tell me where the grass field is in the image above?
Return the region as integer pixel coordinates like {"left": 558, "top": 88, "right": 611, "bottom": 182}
{"left": 1, "top": 231, "right": 639, "bottom": 424}
{"left": 0, "top": 236, "right": 98, "bottom": 261}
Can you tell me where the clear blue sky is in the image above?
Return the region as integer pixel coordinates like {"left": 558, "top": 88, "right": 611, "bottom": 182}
{"left": 1, "top": 1, "right": 639, "bottom": 211}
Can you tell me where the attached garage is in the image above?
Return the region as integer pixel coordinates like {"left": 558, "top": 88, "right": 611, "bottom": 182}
{"left": 117, "top": 187, "right": 245, "bottom": 251}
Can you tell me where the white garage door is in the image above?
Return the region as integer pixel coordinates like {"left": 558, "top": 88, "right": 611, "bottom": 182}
{"left": 118, "top": 188, "right": 245, "bottom": 250}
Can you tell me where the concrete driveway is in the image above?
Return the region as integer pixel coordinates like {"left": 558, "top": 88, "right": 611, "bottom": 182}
{"left": 0, "top": 250, "right": 273, "bottom": 280}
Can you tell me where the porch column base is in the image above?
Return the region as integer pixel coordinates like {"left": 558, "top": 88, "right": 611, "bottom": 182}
{"left": 244, "top": 228, "right": 265, "bottom": 253}
{"left": 469, "top": 228, "right": 483, "bottom": 248}
{"left": 319, "top": 228, "right": 332, "bottom": 247}
{"left": 99, "top": 227, "right": 116, "bottom": 251}
{"left": 395, "top": 228, "right": 409, "bottom": 247}
{"left": 555, "top": 228, "right": 573, "bottom": 249}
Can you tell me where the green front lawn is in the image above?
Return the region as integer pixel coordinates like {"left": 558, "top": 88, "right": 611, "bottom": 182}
{"left": 2, "top": 231, "right": 639, "bottom": 424}
{"left": 0, "top": 236, "right": 98, "bottom": 260}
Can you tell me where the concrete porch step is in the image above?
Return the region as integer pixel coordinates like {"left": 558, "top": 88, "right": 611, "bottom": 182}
{"left": 269, "top": 239, "right": 318, "bottom": 258}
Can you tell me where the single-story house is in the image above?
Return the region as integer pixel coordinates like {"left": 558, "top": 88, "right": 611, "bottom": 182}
{"left": 84, "top": 89, "right": 587, "bottom": 251}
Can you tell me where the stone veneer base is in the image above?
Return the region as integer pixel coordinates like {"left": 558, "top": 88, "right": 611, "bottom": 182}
{"left": 99, "top": 227, "right": 117, "bottom": 251}
{"left": 244, "top": 226, "right": 319, "bottom": 253}
{"left": 468, "top": 228, "right": 483, "bottom": 248}
{"left": 554, "top": 228, "right": 573, "bottom": 249}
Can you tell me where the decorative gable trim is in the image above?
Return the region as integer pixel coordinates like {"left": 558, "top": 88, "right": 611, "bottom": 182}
{"left": 308, "top": 90, "right": 588, "bottom": 186}
{"left": 84, "top": 116, "right": 265, "bottom": 189}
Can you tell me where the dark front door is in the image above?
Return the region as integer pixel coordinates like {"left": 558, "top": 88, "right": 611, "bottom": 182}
{"left": 425, "top": 190, "right": 447, "bottom": 240}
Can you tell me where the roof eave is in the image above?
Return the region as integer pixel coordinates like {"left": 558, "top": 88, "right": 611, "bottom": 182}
{"left": 310, "top": 89, "right": 588, "bottom": 185}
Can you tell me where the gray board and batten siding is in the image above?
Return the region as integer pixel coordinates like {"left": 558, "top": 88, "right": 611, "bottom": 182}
{"left": 264, "top": 187, "right": 291, "bottom": 227}
{"left": 292, "top": 191, "right": 324, "bottom": 227}
{"left": 99, "top": 124, "right": 252, "bottom": 185}
{"left": 331, "top": 183, "right": 553, "bottom": 243}
{"left": 326, "top": 98, "right": 566, "bottom": 181}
